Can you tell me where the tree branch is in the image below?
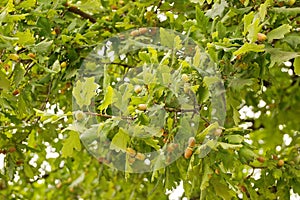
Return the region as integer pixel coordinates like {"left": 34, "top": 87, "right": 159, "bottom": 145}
{"left": 64, "top": 3, "right": 96, "bottom": 23}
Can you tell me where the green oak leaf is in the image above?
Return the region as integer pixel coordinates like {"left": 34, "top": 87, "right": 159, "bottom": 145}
{"left": 98, "top": 85, "right": 114, "bottom": 112}
{"left": 73, "top": 77, "right": 99, "bottom": 108}
{"left": 62, "top": 131, "right": 82, "bottom": 157}
{"left": 110, "top": 128, "right": 130, "bottom": 152}
{"left": 233, "top": 43, "right": 265, "bottom": 55}
{"left": 267, "top": 24, "right": 292, "bottom": 42}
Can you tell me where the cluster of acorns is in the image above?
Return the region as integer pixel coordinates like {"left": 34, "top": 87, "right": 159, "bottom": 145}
{"left": 126, "top": 147, "right": 146, "bottom": 164}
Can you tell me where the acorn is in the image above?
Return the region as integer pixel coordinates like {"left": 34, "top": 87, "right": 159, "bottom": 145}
{"left": 257, "top": 33, "right": 267, "bottom": 42}
{"left": 181, "top": 74, "right": 189, "bottom": 82}
{"left": 111, "top": 5, "right": 118, "bottom": 10}
{"left": 130, "top": 30, "right": 140, "bottom": 37}
{"left": 214, "top": 128, "right": 223, "bottom": 136}
{"left": 257, "top": 156, "right": 265, "bottom": 163}
{"left": 128, "top": 156, "right": 135, "bottom": 164}
{"left": 277, "top": 159, "right": 284, "bottom": 167}
{"left": 75, "top": 111, "right": 86, "bottom": 121}
{"left": 184, "top": 147, "right": 193, "bottom": 159}
{"left": 28, "top": 53, "right": 36, "bottom": 58}
{"left": 167, "top": 143, "right": 177, "bottom": 153}
{"left": 215, "top": 169, "right": 220, "bottom": 175}
{"left": 188, "top": 137, "right": 196, "bottom": 148}
{"left": 138, "top": 28, "right": 148, "bottom": 35}
{"left": 134, "top": 85, "right": 142, "bottom": 94}
{"left": 8, "top": 147, "right": 16, "bottom": 153}
{"left": 12, "top": 89, "right": 20, "bottom": 96}
{"left": 137, "top": 104, "right": 147, "bottom": 111}
{"left": 135, "top": 153, "right": 146, "bottom": 161}
{"left": 60, "top": 61, "right": 67, "bottom": 68}
{"left": 126, "top": 147, "right": 136, "bottom": 157}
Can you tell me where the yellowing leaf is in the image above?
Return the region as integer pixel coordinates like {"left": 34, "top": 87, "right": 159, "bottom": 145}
{"left": 267, "top": 24, "right": 292, "bottom": 42}
{"left": 62, "top": 131, "right": 82, "bottom": 157}
{"left": 72, "top": 77, "right": 99, "bottom": 108}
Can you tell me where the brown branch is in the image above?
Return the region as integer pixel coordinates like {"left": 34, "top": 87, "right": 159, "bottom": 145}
{"left": 64, "top": 4, "right": 96, "bottom": 23}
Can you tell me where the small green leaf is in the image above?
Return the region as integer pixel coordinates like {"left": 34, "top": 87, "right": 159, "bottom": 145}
{"left": 267, "top": 24, "right": 292, "bottom": 42}
{"left": 247, "top": 19, "right": 261, "bottom": 43}
{"left": 258, "top": 0, "right": 271, "bottom": 22}
{"left": 174, "top": 35, "right": 182, "bottom": 50}
{"left": 294, "top": 57, "right": 300, "bottom": 76}
{"left": 73, "top": 77, "right": 99, "bottom": 108}
{"left": 98, "top": 85, "right": 114, "bottom": 112}
{"left": 51, "top": 60, "right": 61, "bottom": 73}
{"left": 200, "top": 162, "right": 212, "bottom": 190}
{"left": 203, "top": 76, "right": 220, "bottom": 87}
{"left": 219, "top": 142, "right": 243, "bottom": 149}
{"left": 196, "top": 122, "right": 219, "bottom": 142}
{"left": 62, "top": 131, "right": 82, "bottom": 157}
{"left": 13, "top": 63, "right": 25, "bottom": 86}
{"left": 229, "top": 78, "right": 254, "bottom": 91}
{"left": 205, "top": 0, "right": 228, "bottom": 19}
{"left": 0, "top": 71, "right": 10, "bottom": 90}
{"left": 211, "top": 178, "right": 234, "bottom": 200}
{"left": 17, "top": 0, "right": 36, "bottom": 9}
{"left": 224, "top": 135, "right": 244, "bottom": 144}
{"left": 193, "top": 46, "right": 201, "bottom": 67}
{"left": 272, "top": 169, "right": 282, "bottom": 179}
{"left": 160, "top": 28, "right": 176, "bottom": 48}
{"left": 233, "top": 43, "right": 265, "bottom": 55}
{"left": 24, "top": 163, "right": 34, "bottom": 178}
{"left": 15, "top": 29, "right": 35, "bottom": 45}
{"left": 110, "top": 128, "right": 130, "bottom": 152}
{"left": 243, "top": 11, "right": 254, "bottom": 36}
{"left": 232, "top": 107, "right": 240, "bottom": 125}
{"left": 266, "top": 48, "right": 299, "bottom": 68}
{"left": 35, "top": 40, "right": 53, "bottom": 54}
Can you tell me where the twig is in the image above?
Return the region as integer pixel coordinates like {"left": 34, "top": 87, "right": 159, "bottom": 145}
{"left": 24, "top": 61, "right": 35, "bottom": 77}
{"left": 109, "top": 62, "right": 134, "bottom": 68}
{"left": 64, "top": 4, "right": 96, "bottom": 23}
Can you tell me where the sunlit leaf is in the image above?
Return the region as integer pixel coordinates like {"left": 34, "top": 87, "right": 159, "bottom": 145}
{"left": 110, "top": 128, "right": 130, "bottom": 152}
{"left": 62, "top": 131, "right": 82, "bottom": 157}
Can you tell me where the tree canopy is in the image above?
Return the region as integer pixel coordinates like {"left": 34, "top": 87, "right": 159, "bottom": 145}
{"left": 0, "top": 0, "right": 300, "bottom": 199}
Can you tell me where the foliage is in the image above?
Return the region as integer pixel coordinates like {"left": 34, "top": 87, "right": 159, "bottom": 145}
{"left": 0, "top": 0, "right": 300, "bottom": 199}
